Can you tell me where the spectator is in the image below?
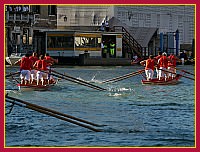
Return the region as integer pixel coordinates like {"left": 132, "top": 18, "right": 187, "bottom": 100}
{"left": 100, "top": 23, "right": 105, "bottom": 31}
{"left": 180, "top": 50, "right": 188, "bottom": 65}
{"left": 105, "top": 21, "right": 109, "bottom": 32}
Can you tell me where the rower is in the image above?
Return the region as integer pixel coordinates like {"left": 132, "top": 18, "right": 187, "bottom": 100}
{"left": 157, "top": 52, "right": 172, "bottom": 81}
{"left": 167, "top": 53, "right": 181, "bottom": 79}
{"left": 44, "top": 53, "right": 58, "bottom": 83}
{"left": 33, "top": 55, "right": 49, "bottom": 85}
{"left": 29, "top": 52, "right": 38, "bottom": 84}
{"left": 140, "top": 55, "right": 157, "bottom": 81}
{"left": 44, "top": 53, "right": 58, "bottom": 69}
{"left": 14, "top": 53, "right": 32, "bottom": 85}
{"left": 154, "top": 51, "right": 162, "bottom": 78}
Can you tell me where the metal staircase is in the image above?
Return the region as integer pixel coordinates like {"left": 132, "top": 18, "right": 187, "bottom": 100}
{"left": 113, "top": 26, "right": 143, "bottom": 58}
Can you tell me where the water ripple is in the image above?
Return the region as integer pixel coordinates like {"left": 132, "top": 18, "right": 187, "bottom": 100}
{"left": 5, "top": 65, "right": 195, "bottom": 147}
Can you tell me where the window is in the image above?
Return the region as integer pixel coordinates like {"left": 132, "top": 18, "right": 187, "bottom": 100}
{"left": 47, "top": 35, "right": 74, "bottom": 48}
{"left": 48, "top": 5, "right": 56, "bottom": 15}
{"left": 75, "top": 37, "right": 101, "bottom": 48}
{"left": 62, "top": 37, "right": 74, "bottom": 48}
{"left": 32, "top": 5, "right": 40, "bottom": 14}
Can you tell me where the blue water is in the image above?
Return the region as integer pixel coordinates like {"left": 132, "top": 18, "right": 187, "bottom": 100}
{"left": 5, "top": 65, "right": 195, "bottom": 147}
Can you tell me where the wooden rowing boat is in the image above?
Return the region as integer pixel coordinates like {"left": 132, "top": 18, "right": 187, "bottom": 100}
{"left": 141, "top": 74, "right": 182, "bottom": 85}
{"left": 17, "top": 81, "right": 57, "bottom": 91}
{"left": 6, "top": 53, "right": 24, "bottom": 65}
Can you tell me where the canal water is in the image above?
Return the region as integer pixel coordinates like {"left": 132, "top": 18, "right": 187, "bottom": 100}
{"left": 5, "top": 65, "right": 195, "bottom": 147}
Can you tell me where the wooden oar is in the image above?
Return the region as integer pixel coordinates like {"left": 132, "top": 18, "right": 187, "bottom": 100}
{"left": 11, "top": 74, "right": 20, "bottom": 84}
{"left": 5, "top": 71, "right": 20, "bottom": 78}
{"left": 102, "top": 69, "right": 144, "bottom": 84}
{"left": 50, "top": 70, "right": 107, "bottom": 91}
{"left": 6, "top": 95, "right": 103, "bottom": 132}
{"left": 103, "top": 71, "right": 144, "bottom": 83}
{"left": 176, "top": 68, "right": 195, "bottom": 76}
{"left": 41, "top": 70, "right": 106, "bottom": 91}
{"left": 6, "top": 95, "right": 103, "bottom": 127}
{"left": 159, "top": 68, "right": 195, "bottom": 81}
{"left": 6, "top": 99, "right": 102, "bottom": 132}
{"left": 101, "top": 70, "right": 144, "bottom": 83}
{"left": 51, "top": 72, "right": 106, "bottom": 91}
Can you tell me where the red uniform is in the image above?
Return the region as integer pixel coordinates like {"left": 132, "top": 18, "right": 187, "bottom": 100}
{"left": 41, "top": 60, "right": 48, "bottom": 70}
{"left": 154, "top": 55, "right": 162, "bottom": 68}
{"left": 20, "top": 57, "right": 32, "bottom": 71}
{"left": 34, "top": 60, "right": 48, "bottom": 70}
{"left": 44, "top": 56, "right": 51, "bottom": 60}
{"left": 159, "top": 56, "right": 168, "bottom": 68}
{"left": 145, "top": 59, "right": 155, "bottom": 71}
{"left": 155, "top": 55, "right": 162, "bottom": 61}
{"left": 34, "top": 60, "right": 42, "bottom": 70}
{"left": 168, "top": 55, "right": 176, "bottom": 67}
{"left": 44, "top": 56, "right": 53, "bottom": 66}
{"left": 29, "top": 56, "right": 38, "bottom": 65}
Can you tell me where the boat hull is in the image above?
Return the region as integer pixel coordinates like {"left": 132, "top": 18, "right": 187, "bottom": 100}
{"left": 6, "top": 53, "right": 23, "bottom": 65}
{"left": 141, "top": 75, "right": 182, "bottom": 85}
{"left": 17, "top": 83, "right": 56, "bottom": 91}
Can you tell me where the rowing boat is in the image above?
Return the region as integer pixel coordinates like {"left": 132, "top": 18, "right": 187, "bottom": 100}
{"left": 6, "top": 53, "right": 24, "bottom": 65}
{"left": 141, "top": 74, "right": 182, "bottom": 85}
{"left": 17, "top": 81, "right": 57, "bottom": 91}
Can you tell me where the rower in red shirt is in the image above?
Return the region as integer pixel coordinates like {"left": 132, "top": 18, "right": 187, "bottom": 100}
{"left": 167, "top": 53, "right": 181, "bottom": 79}
{"left": 29, "top": 52, "right": 38, "bottom": 65}
{"left": 14, "top": 53, "right": 32, "bottom": 85}
{"left": 154, "top": 52, "right": 162, "bottom": 78}
{"left": 44, "top": 53, "right": 58, "bottom": 69}
{"left": 157, "top": 52, "right": 172, "bottom": 80}
{"left": 140, "top": 55, "right": 157, "bottom": 81}
{"left": 29, "top": 52, "right": 38, "bottom": 84}
{"left": 33, "top": 55, "right": 49, "bottom": 85}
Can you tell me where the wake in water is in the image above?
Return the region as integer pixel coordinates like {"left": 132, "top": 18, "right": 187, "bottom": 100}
{"left": 81, "top": 73, "right": 137, "bottom": 97}
{"left": 99, "top": 115, "right": 147, "bottom": 133}
{"left": 76, "top": 72, "right": 102, "bottom": 84}
{"left": 107, "top": 93, "right": 125, "bottom": 97}
{"left": 87, "top": 72, "right": 103, "bottom": 84}
{"left": 106, "top": 86, "right": 135, "bottom": 97}
{"left": 5, "top": 78, "right": 20, "bottom": 92}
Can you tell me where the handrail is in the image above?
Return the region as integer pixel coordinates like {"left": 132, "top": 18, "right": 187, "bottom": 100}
{"left": 113, "top": 26, "right": 143, "bottom": 58}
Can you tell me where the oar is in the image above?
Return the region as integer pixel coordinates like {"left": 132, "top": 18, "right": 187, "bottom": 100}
{"left": 176, "top": 68, "right": 195, "bottom": 75}
{"left": 11, "top": 75, "right": 20, "bottom": 84}
{"left": 6, "top": 99, "right": 102, "bottom": 132}
{"left": 6, "top": 95, "right": 103, "bottom": 132}
{"left": 102, "top": 69, "right": 144, "bottom": 83}
{"left": 104, "top": 71, "right": 144, "bottom": 83}
{"left": 41, "top": 70, "right": 105, "bottom": 91}
{"left": 159, "top": 68, "right": 195, "bottom": 80}
{"left": 101, "top": 70, "right": 143, "bottom": 83}
{"left": 6, "top": 95, "right": 103, "bottom": 127}
{"left": 50, "top": 70, "right": 107, "bottom": 91}
{"left": 51, "top": 72, "right": 106, "bottom": 91}
{"left": 5, "top": 71, "right": 20, "bottom": 78}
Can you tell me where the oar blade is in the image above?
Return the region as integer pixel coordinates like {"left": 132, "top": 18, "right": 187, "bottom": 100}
{"left": 5, "top": 71, "right": 20, "bottom": 78}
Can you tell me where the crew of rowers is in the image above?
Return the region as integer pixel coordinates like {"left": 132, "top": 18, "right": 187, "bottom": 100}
{"left": 14, "top": 52, "right": 58, "bottom": 85}
{"left": 140, "top": 52, "right": 181, "bottom": 81}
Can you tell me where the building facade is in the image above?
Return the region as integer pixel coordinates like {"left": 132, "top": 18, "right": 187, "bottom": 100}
{"left": 115, "top": 5, "right": 195, "bottom": 44}
{"left": 57, "top": 5, "right": 114, "bottom": 27}
{"left": 5, "top": 5, "right": 57, "bottom": 56}
{"left": 5, "top": 5, "right": 195, "bottom": 58}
